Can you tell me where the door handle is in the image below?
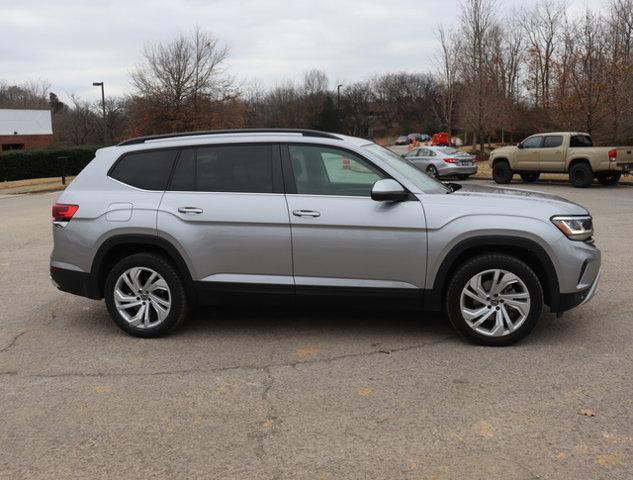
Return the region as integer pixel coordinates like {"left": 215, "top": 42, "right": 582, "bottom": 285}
{"left": 292, "top": 209, "right": 321, "bottom": 218}
{"left": 178, "top": 207, "right": 204, "bottom": 214}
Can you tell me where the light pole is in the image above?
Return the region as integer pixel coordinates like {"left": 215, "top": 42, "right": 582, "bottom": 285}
{"left": 92, "top": 82, "right": 107, "bottom": 144}
{"left": 337, "top": 84, "right": 343, "bottom": 109}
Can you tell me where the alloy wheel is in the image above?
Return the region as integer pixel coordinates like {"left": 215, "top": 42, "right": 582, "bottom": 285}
{"left": 459, "top": 268, "right": 530, "bottom": 337}
{"left": 113, "top": 267, "right": 171, "bottom": 328}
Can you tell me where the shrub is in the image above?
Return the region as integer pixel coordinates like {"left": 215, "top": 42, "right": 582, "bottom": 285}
{"left": 0, "top": 146, "right": 101, "bottom": 182}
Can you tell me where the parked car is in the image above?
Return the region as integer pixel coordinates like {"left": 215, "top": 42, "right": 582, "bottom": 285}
{"left": 395, "top": 135, "right": 410, "bottom": 145}
{"left": 489, "top": 132, "right": 633, "bottom": 187}
{"left": 403, "top": 146, "right": 477, "bottom": 180}
{"left": 50, "top": 129, "right": 600, "bottom": 346}
{"left": 407, "top": 133, "right": 430, "bottom": 143}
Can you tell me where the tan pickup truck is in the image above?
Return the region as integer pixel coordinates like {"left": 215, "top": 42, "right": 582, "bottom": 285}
{"left": 489, "top": 132, "right": 633, "bottom": 187}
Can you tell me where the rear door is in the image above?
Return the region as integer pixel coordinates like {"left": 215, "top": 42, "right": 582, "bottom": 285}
{"left": 157, "top": 143, "right": 293, "bottom": 289}
{"left": 282, "top": 143, "right": 427, "bottom": 292}
{"left": 539, "top": 135, "right": 566, "bottom": 171}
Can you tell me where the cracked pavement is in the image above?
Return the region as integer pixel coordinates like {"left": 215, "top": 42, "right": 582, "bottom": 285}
{"left": 1, "top": 182, "right": 632, "bottom": 479}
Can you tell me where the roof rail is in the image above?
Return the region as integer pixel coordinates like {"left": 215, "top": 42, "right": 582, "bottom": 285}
{"left": 117, "top": 129, "right": 341, "bottom": 146}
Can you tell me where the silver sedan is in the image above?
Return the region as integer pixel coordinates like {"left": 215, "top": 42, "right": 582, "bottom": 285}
{"left": 403, "top": 146, "right": 478, "bottom": 180}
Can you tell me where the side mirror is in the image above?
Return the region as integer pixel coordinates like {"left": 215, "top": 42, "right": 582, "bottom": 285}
{"left": 517, "top": 142, "right": 523, "bottom": 149}
{"left": 371, "top": 179, "right": 409, "bottom": 202}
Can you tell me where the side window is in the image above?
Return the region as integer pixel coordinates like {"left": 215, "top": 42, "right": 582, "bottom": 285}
{"left": 522, "top": 136, "right": 543, "bottom": 149}
{"left": 110, "top": 149, "right": 177, "bottom": 190}
{"left": 570, "top": 135, "right": 593, "bottom": 147}
{"left": 418, "top": 148, "right": 430, "bottom": 156}
{"left": 404, "top": 149, "right": 419, "bottom": 157}
{"left": 168, "top": 144, "right": 274, "bottom": 193}
{"left": 288, "top": 145, "right": 385, "bottom": 197}
{"left": 543, "top": 135, "right": 563, "bottom": 148}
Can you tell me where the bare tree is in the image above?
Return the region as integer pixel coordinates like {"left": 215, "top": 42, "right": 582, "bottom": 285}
{"left": 434, "top": 26, "right": 461, "bottom": 140}
{"left": 130, "top": 27, "right": 231, "bottom": 107}
{"left": 523, "top": 0, "right": 564, "bottom": 109}
{"left": 458, "top": 0, "right": 499, "bottom": 151}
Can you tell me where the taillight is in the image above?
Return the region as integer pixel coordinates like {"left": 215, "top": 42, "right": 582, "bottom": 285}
{"left": 52, "top": 203, "right": 79, "bottom": 221}
{"left": 443, "top": 157, "right": 458, "bottom": 164}
{"left": 608, "top": 149, "right": 617, "bottom": 161}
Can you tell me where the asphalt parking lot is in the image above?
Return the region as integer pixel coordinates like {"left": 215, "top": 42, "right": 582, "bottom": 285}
{"left": 1, "top": 180, "right": 632, "bottom": 479}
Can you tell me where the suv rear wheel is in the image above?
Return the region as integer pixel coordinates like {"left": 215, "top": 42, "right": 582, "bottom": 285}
{"left": 595, "top": 171, "right": 621, "bottom": 186}
{"left": 104, "top": 253, "right": 188, "bottom": 337}
{"left": 446, "top": 254, "right": 543, "bottom": 346}
{"left": 569, "top": 162, "right": 594, "bottom": 188}
{"left": 492, "top": 161, "right": 513, "bottom": 184}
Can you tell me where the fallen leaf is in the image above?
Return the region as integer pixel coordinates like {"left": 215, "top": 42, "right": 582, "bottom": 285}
{"left": 95, "top": 385, "right": 112, "bottom": 394}
{"left": 595, "top": 453, "right": 621, "bottom": 468}
{"left": 357, "top": 387, "right": 373, "bottom": 397}
{"left": 578, "top": 408, "right": 596, "bottom": 417}
{"left": 295, "top": 346, "right": 320, "bottom": 358}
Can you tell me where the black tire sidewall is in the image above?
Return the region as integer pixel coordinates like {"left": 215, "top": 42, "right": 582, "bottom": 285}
{"left": 104, "top": 253, "right": 188, "bottom": 337}
{"left": 446, "top": 254, "right": 544, "bottom": 346}
{"left": 493, "top": 161, "right": 512, "bottom": 184}
{"left": 427, "top": 165, "right": 439, "bottom": 178}
{"left": 569, "top": 163, "right": 593, "bottom": 188}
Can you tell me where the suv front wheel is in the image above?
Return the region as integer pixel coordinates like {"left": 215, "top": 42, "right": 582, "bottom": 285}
{"left": 446, "top": 254, "right": 543, "bottom": 346}
{"left": 104, "top": 253, "right": 189, "bottom": 337}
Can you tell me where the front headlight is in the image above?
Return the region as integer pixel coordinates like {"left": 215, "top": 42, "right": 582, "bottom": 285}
{"left": 551, "top": 215, "right": 593, "bottom": 241}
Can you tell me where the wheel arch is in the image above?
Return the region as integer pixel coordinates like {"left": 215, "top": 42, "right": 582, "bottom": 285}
{"left": 567, "top": 157, "right": 592, "bottom": 171}
{"left": 88, "top": 234, "right": 195, "bottom": 302}
{"left": 424, "top": 235, "right": 560, "bottom": 312}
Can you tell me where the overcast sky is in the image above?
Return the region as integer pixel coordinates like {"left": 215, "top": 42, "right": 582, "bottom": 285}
{"left": 1, "top": 0, "right": 596, "bottom": 104}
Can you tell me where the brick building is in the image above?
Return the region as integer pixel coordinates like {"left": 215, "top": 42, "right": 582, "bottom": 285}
{"left": 0, "top": 109, "right": 53, "bottom": 152}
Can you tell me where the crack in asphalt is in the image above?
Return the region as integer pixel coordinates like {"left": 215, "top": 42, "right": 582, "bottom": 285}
{"left": 0, "top": 331, "right": 27, "bottom": 354}
{"left": 9, "top": 336, "right": 453, "bottom": 379}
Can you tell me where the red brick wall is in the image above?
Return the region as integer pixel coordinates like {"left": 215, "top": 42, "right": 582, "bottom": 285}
{"left": 0, "top": 134, "right": 53, "bottom": 151}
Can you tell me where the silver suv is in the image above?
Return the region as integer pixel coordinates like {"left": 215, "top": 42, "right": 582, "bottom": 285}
{"left": 50, "top": 129, "right": 601, "bottom": 346}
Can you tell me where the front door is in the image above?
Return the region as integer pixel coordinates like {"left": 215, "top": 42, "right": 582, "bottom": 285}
{"left": 157, "top": 143, "right": 293, "bottom": 287}
{"left": 515, "top": 135, "right": 543, "bottom": 170}
{"left": 282, "top": 143, "right": 427, "bottom": 291}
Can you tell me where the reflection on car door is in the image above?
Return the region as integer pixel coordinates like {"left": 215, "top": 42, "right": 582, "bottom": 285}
{"left": 282, "top": 143, "right": 427, "bottom": 292}
{"left": 539, "top": 135, "right": 565, "bottom": 172}
{"left": 157, "top": 143, "right": 293, "bottom": 288}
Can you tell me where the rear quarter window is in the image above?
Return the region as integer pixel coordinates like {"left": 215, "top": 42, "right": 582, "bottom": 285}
{"left": 109, "top": 149, "right": 177, "bottom": 190}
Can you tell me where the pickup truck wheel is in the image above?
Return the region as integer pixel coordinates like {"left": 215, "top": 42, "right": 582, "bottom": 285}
{"left": 104, "top": 253, "right": 189, "bottom": 338}
{"left": 569, "top": 162, "right": 594, "bottom": 188}
{"left": 492, "top": 161, "right": 513, "bottom": 184}
{"left": 596, "top": 171, "right": 621, "bottom": 186}
{"left": 519, "top": 172, "right": 540, "bottom": 183}
{"left": 446, "top": 254, "right": 543, "bottom": 346}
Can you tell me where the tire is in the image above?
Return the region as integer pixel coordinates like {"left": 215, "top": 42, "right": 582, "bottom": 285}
{"left": 492, "top": 161, "right": 513, "bottom": 184}
{"left": 445, "top": 254, "right": 543, "bottom": 346}
{"left": 569, "top": 162, "right": 594, "bottom": 188}
{"left": 426, "top": 165, "right": 439, "bottom": 179}
{"left": 456, "top": 174, "right": 470, "bottom": 180}
{"left": 596, "top": 171, "right": 621, "bottom": 186}
{"left": 104, "top": 253, "right": 188, "bottom": 337}
{"left": 520, "top": 172, "right": 540, "bottom": 183}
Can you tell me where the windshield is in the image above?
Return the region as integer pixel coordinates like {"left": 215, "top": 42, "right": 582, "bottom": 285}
{"left": 363, "top": 144, "right": 449, "bottom": 194}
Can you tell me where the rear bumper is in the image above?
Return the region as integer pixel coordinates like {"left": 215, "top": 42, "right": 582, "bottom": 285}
{"left": 438, "top": 163, "right": 478, "bottom": 177}
{"left": 50, "top": 267, "right": 100, "bottom": 299}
